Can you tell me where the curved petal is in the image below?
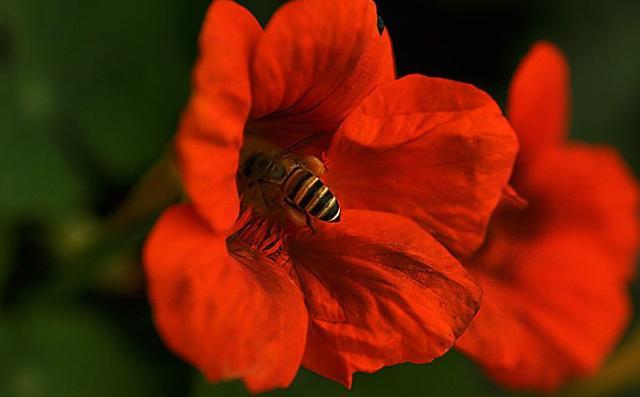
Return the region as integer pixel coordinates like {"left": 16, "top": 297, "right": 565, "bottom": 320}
{"left": 144, "top": 205, "right": 308, "bottom": 392}
{"left": 508, "top": 41, "right": 570, "bottom": 161}
{"left": 521, "top": 145, "right": 640, "bottom": 281}
{"left": 325, "top": 75, "right": 518, "bottom": 257}
{"left": 287, "top": 210, "right": 481, "bottom": 388}
{"left": 248, "top": 0, "right": 395, "bottom": 153}
{"left": 176, "top": 0, "right": 262, "bottom": 232}
{"left": 457, "top": 231, "right": 631, "bottom": 391}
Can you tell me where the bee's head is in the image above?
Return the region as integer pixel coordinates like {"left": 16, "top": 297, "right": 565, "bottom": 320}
{"left": 240, "top": 153, "right": 286, "bottom": 182}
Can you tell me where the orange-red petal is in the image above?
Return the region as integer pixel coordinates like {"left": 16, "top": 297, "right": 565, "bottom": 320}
{"left": 176, "top": 0, "right": 262, "bottom": 232}
{"left": 456, "top": 40, "right": 639, "bottom": 391}
{"left": 287, "top": 210, "right": 481, "bottom": 387}
{"left": 325, "top": 75, "right": 518, "bottom": 257}
{"left": 144, "top": 205, "right": 308, "bottom": 392}
{"left": 508, "top": 41, "right": 570, "bottom": 161}
{"left": 520, "top": 144, "right": 640, "bottom": 281}
{"left": 457, "top": 231, "right": 631, "bottom": 391}
{"left": 248, "top": 0, "right": 395, "bottom": 152}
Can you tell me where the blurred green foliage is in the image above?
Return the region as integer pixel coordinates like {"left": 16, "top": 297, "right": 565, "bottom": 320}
{"left": 1, "top": 0, "right": 638, "bottom": 396}
{"left": 0, "top": 304, "right": 160, "bottom": 397}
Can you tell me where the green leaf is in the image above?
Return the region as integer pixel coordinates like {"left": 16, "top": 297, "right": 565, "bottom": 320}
{"left": 1, "top": 0, "right": 198, "bottom": 220}
{"left": 0, "top": 303, "right": 165, "bottom": 397}
{"left": 0, "top": 63, "right": 87, "bottom": 218}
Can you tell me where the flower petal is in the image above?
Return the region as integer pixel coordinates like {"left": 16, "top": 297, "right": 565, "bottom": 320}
{"left": 177, "top": 0, "right": 262, "bottom": 232}
{"left": 248, "top": 0, "right": 395, "bottom": 152}
{"left": 457, "top": 231, "right": 631, "bottom": 391}
{"left": 144, "top": 205, "right": 308, "bottom": 392}
{"left": 325, "top": 75, "right": 518, "bottom": 257}
{"left": 508, "top": 41, "right": 570, "bottom": 160}
{"left": 287, "top": 209, "right": 481, "bottom": 387}
{"left": 521, "top": 145, "right": 640, "bottom": 281}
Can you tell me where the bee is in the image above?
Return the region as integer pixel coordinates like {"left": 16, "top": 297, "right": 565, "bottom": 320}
{"left": 239, "top": 134, "right": 341, "bottom": 229}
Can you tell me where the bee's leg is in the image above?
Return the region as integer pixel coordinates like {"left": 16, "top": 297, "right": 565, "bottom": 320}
{"left": 283, "top": 205, "right": 307, "bottom": 228}
{"left": 283, "top": 203, "right": 316, "bottom": 234}
{"left": 300, "top": 155, "right": 326, "bottom": 176}
{"left": 305, "top": 213, "right": 316, "bottom": 234}
{"left": 256, "top": 185, "right": 267, "bottom": 207}
{"left": 258, "top": 184, "right": 276, "bottom": 211}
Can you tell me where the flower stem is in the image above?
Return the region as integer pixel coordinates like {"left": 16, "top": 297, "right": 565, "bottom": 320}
{"left": 107, "top": 145, "right": 182, "bottom": 231}
{"left": 49, "top": 146, "right": 182, "bottom": 295}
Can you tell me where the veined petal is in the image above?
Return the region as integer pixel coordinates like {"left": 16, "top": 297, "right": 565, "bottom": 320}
{"left": 325, "top": 75, "right": 518, "bottom": 257}
{"left": 508, "top": 41, "right": 569, "bottom": 161}
{"left": 177, "top": 0, "right": 262, "bottom": 232}
{"left": 457, "top": 231, "right": 631, "bottom": 391}
{"left": 287, "top": 210, "right": 481, "bottom": 388}
{"left": 144, "top": 205, "right": 308, "bottom": 392}
{"left": 249, "top": 0, "right": 395, "bottom": 153}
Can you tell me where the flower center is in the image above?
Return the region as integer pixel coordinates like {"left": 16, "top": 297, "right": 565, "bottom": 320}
{"left": 227, "top": 208, "right": 286, "bottom": 257}
{"left": 228, "top": 135, "right": 291, "bottom": 257}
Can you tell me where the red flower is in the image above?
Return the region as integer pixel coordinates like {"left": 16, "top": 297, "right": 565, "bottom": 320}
{"left": 144, "top": 0, "right": 517, "bottom": 392}
{"left": 456, "top": 42, "right": 640, "bottom": 391}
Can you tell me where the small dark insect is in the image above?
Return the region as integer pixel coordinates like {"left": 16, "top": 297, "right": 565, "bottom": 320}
{"left": 377, "top": 15, "right": 385, "bottom": 35}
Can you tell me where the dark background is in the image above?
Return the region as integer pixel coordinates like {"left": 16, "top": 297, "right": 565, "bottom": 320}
{"left": 1, "top": 0, "right": 639, "bottom": 396}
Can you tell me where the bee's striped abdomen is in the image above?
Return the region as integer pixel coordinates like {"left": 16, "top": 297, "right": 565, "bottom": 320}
{"left": 310, "top": 188, "right": 341, "bottom": 222}
{"left": 283, "top": 166, "right": 341, "bottom": 223}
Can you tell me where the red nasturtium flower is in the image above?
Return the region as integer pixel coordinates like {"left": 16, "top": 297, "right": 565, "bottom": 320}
{"left": 144, "top": 0, "right": 517, "bottom": 392}
{"left": 456, "top": 42, "right": 640, "bottom": 391}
